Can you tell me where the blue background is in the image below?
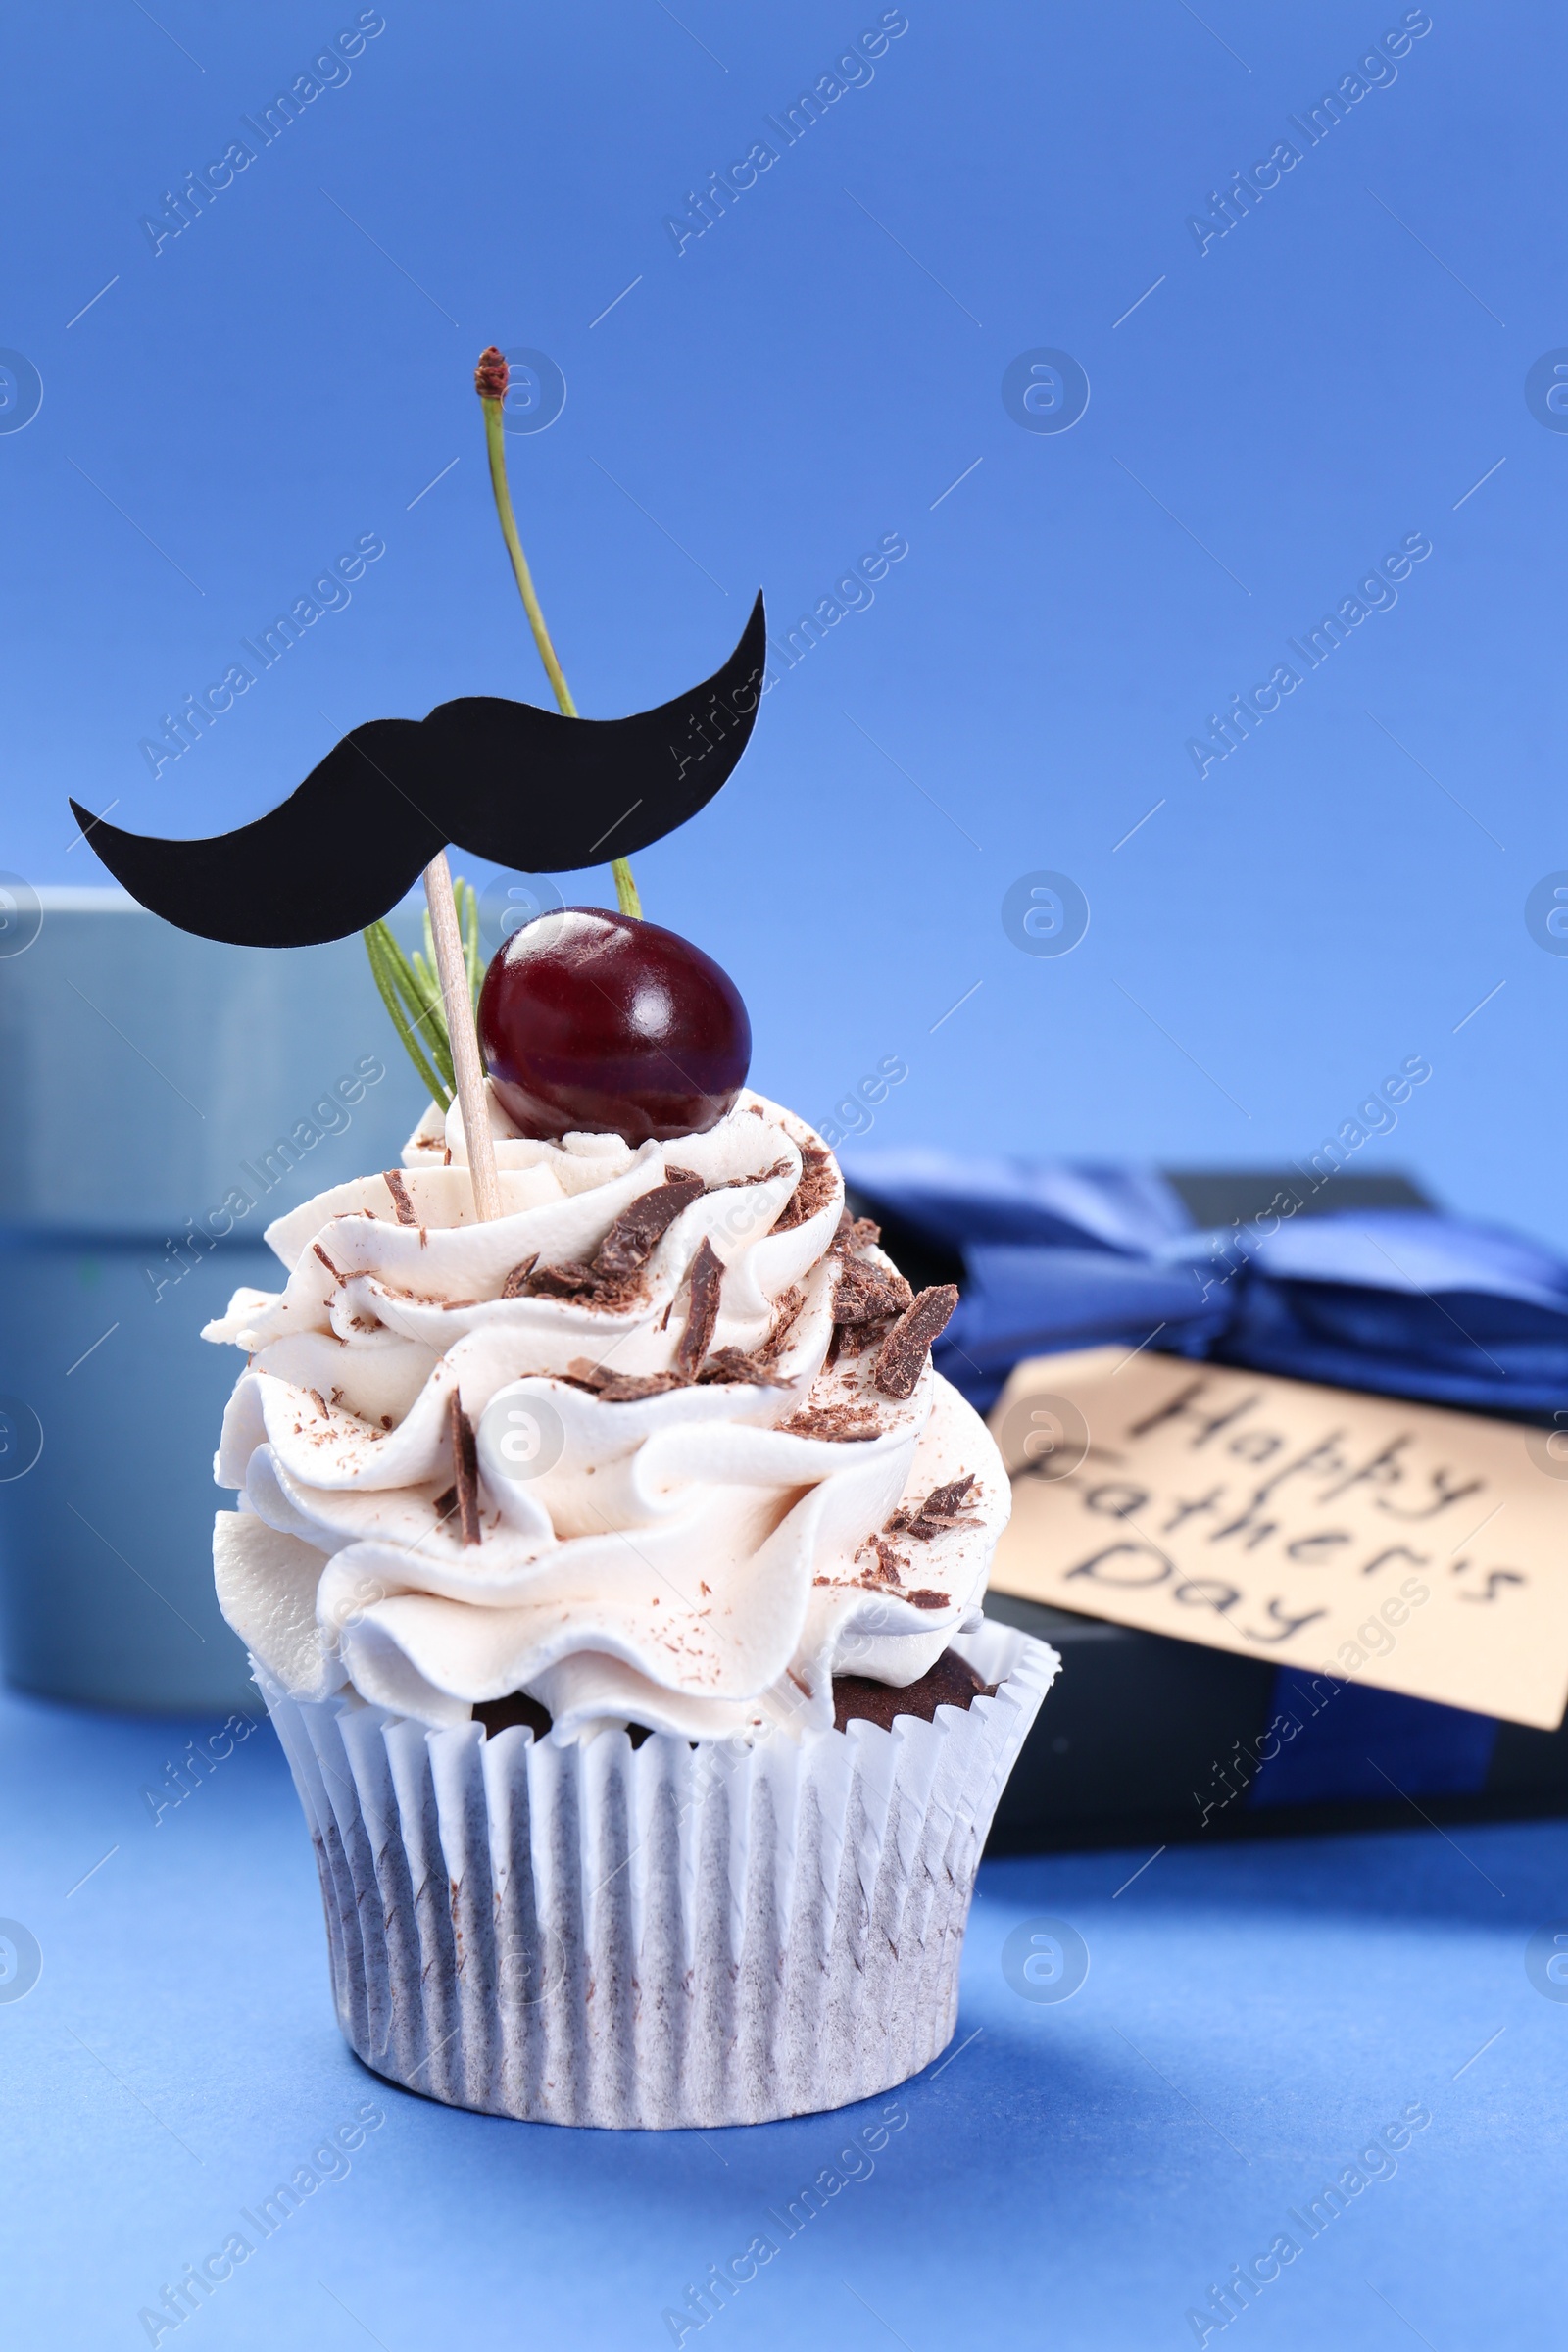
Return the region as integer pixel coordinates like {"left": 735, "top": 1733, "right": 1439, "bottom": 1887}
{"left": 6, "top": 0, "right": 1565, "bottom": 1247}
{"left": 6, "top": 9, "right": 1568, "bottom": 2342}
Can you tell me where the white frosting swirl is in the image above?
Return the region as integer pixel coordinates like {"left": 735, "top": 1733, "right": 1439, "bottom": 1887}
{"left": 207, "top": 1087, "right": 1007, "bottom": 1743}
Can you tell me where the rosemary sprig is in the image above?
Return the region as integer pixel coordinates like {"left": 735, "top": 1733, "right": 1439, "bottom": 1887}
{"left": 363, "top": 875, "right": 483, "bottom": 1104}
{"left": 364, "top": 920, "right": 450, "bottom": 1103}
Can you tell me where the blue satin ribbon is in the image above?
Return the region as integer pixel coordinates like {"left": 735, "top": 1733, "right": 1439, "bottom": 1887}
{"left": 842, "top": 1148, "right": 1568, "bottom": 1419}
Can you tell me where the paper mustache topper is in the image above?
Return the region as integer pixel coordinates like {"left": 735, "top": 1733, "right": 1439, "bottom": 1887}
{"left": 70, "top": 593, "right": 766, "bottom": 948}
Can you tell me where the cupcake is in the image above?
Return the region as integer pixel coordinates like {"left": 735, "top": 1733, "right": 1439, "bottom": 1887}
{"left": 205, "top": 907, "right": 1056, "bottom": 2125}
{"left": 73, "top": 343, "right": 1057, "bottom": 2129}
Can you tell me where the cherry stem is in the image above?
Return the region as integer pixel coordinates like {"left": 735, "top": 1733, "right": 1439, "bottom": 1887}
{"left": 423, "top": 850, "right": 502, "bottom": 1221}
{"left": 479, "top": 391, "right": 642, "bottom": 919}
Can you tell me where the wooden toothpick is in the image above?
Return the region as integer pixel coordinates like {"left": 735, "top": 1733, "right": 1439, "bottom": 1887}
{"left": 422, "top": 850, "right": 502, "bottom": 1221}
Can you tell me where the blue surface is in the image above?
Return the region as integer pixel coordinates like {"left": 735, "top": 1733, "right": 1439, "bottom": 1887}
{"left": 4, "top": 1681, "right": 1564, "bottom": 2349}
{"left": 4, "top": 2, "right": 1568, "bottom": 1261}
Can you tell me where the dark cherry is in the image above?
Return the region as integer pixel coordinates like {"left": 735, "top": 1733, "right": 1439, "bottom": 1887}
{"left": 478, "top": 906, "right": 752, "bottom": 1145}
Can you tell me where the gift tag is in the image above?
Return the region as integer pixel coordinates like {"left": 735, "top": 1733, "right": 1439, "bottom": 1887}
{"left": 988, "top": 1347, "right": 1568, "bottom": 1729}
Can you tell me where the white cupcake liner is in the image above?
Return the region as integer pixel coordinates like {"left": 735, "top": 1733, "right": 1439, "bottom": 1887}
{"left": 258, "top": 1617, "right": 1058, "bottom": 2130}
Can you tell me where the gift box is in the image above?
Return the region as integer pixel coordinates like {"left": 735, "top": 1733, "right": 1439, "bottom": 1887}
{"left": 0, "top": 894, "right": 424, "bottom": 1710}
{"left": 844, "top": 1152, "right": 1568, "bottom": 1847}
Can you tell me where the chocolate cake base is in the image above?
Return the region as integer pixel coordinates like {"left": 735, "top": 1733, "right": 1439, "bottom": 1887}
{"left": 474, "top": 1690, "right": 554, "bottom": 1741}
{"left": 474, "top": 1655, "right": 992, "bottom": 1749}
{"left": 473, "top": 1647, "right": 994, "bottom": 1745}
{"left": 832, "top": 1647, "right": 995, "bottom": 1733}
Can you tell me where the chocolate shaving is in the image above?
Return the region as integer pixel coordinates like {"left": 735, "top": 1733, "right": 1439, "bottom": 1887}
{"left": 306, "top": 1388, "right": 330, "bottom": 1421}
{"left": 696, "top": 1345, "right": 777, "bottom": 1386}
{"left": 833, "top": 1256, "right": 912, "bottom": 1328}
{"left": 529, "top": 1175, "right": 704, "bottom": 1304}
{"left": 709, "top": 1154, "right": 794, "bottom": 1192}
{"left": 857, "top": 1534, "right": 906, "bottom": 1584}
{"left": 835, "top": 1319, "right": 893, "bottom": 1360}
{"left": 594, "top": 1173, "right": 705, "bottom": 1280}
{"left": 567, "top": 1360, "right": 687, "bottom": 1403}
{"left": 831, "top": 1207, "right": 882, "bottom": 1254}
{"left": 760, "top": 1283, "right": 806, "bottom": 1361}
{"left": 594, "top": 1373, "right": 686, "bottom": 1401}
{"left": 903, "top": 1589, "right": 951, "bottom": 1611}
{"left": 500, "top": 1254, "right": 539, "bottom": 1298}
{"left": 383, "top": 1170, "right": 418, "bottom": 1227}
{"left": 674, "top": 1238, "right": 724, "bottom": 1377}
{"left": 445, "top": 1389, "right": 481, "bottom": 1545}
{"left": 780, "top": 1402, "right": 880, "bottom": 1443}
{"left": 773, "top": 1144, "right": 838, "bottom": 1232}
{"left": 886, "top": 1472, "right": 980, "bottom": 1544}
{"left": 873, "top": 1285, "right": 959, "bottom": 1399}
{"left": 312, "top": 1243, "right": 342, "bottom": 1282}
{"left": 529, "top": 1258, "right": 603, "bottom": 1298}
